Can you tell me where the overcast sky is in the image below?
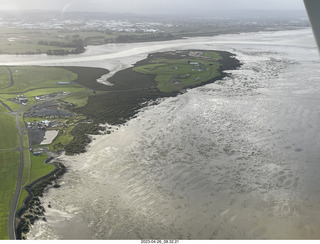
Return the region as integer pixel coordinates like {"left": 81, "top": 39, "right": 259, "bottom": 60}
{"left": 0, "top": 0, "right": 306, "bottom": 14}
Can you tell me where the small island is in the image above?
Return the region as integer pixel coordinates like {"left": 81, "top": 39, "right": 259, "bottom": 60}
{"left": 133, "top": 50, "right": 224, "bottom": 93}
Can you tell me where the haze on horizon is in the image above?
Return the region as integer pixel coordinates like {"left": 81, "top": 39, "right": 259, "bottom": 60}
{"left": 0, "top": 0, "right": 305, "bottom": 15}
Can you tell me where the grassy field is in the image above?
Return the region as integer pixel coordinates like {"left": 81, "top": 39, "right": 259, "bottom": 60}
{"left": 0, "top": 114, "right": 19, "bottom": 150}
{"left": 0, "top": 29, "right": 84, "bottom": 54}
{"left": 133, "top": 50, "right": 222, "bottom": 92}
{"left": 0, "top": 65, "right": 95, "bottom": 239}
{"left": 0, "top": 28, "right": 173, "bottom": 55}
{"left": 0, "top": 28, "right": 117, "bottom": 55}
{"left": 0, "top": 103, "right": 9, "bottom": 113}
{"left": 0, "top": 66, "right": 87, "bottom": 114}
{"left": 29, "top": 154, "right": 55, "bottom": 184}
{"left": 0, "top": 26, "right": 261, "bottom": 55}
{"left": 17, "top": 154, "right": 55, "bottom": 211}
{"left": 0, "top": 67, "right": 10, "bottom": 89}
{"left": 0, "top": 151, "right": 20, "bottom": 240}
{"left": 48, "top": 127, "right": 75, "bottom": 152}
{"left": 0, "top": 56, "right": 238, "bottom": 237}
{"left": 0, "top": 67, "right": 78, "bottom": 94}
{"left": 0, "top": 114, "right": 20, "bottom": 240}
{"left": 21, "top": 149, "right": 30, "bottom": 188}
{"left": 0, "top": 98, "right": 22, "bottom": 112}
{"left": 58, "top": 91, "right": 90, "bottom": 107}
{"left": 24, "top": 87, "right": 86, "bottom": 98}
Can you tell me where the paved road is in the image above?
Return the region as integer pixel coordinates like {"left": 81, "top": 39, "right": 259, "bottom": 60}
{"left": 0, "top": 99, "right": 13, "bottom": 113}
{"left": 3, "top": 69, "right": 146, "bottom": 239}
{"left": 0, "top": 98, "right": 23, "bottom": 240}
{"left": 3, "top": 68, "right": 24, "bottom": 240}
{"left": 7, "top": 68, "right": 14, "bottom": 88}
{"left": 8, "top": 112, "right": 24, "bottom": 240}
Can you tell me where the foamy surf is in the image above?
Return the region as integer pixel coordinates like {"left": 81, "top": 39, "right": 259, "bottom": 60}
{"left": 23, "top": 29, "right": 320, "bottom": 239}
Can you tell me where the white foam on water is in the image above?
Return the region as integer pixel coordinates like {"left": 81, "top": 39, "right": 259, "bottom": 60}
{"left": 22, "top": 29, "right": 320, "bottom": 239}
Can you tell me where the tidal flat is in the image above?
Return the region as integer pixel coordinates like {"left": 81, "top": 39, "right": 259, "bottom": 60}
{"left": 6, "top": 28, "right": 320, "bottom": 240}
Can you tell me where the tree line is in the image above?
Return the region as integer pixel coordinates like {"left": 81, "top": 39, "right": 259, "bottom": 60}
{"left": 38, "top": 39, "right": 85, "bottom": 55}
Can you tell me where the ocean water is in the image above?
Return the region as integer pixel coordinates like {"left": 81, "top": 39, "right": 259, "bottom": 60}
{"left": 25, "top": 29, "right": 320, "bottom": 239}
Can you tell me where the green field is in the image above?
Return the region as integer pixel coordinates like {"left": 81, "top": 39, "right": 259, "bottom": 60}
{"left": 0, "top": 67, "right": 10, "bottom": 89}
{"left": 133, "top": 50, "right": 222, "bottom": 92}
{"left": 17, "top": 154, "right": 55, "bottom": 212}
{"left": 0, "top": 67, "right": 78, "bottom": 94}
{"left": 59, "top": 91, "right": 89, "bottom": 107}
{"left": 0, "top": 98, "right": 22, "bottom": 112}
{"left": 0, "top": 28, "right": 117, "bottom": 55}
{"left": 0, "top": 29, "right": 86, "bottom": 55}
{"left": 0, "top": 28, "right": 173, "bottom": 55}
{"left": 0, "top": 103, "right": 9, "bottom": 113}
{"left": 0, "top": 151, "right": 20, "bottom": 240}
{"left": 0, "top": 114, "right": 19, "bottom": 240}
{"left": 0, "top": 114, "right": 19, "bottom": 150}
{"left": 29, "top": 154, "right": 55, "bottom": 184}
{"left": 0, "top": 25, "right": 262, "bottom": 55}
{"left": 0, "top": 65, "right": 94, "bottom": 239}
{"left": 21, "top": 149, "right": 30, "bottom": 187}
{"left": 23, "top": 87, "right": 85, "bottom": 97}
{"left": 0, "top": 66, "right": 87, "bottom": 114}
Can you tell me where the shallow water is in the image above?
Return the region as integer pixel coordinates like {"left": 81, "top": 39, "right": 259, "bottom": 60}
{"left": 21, "top": 28, "right": 320, "bottom": 239}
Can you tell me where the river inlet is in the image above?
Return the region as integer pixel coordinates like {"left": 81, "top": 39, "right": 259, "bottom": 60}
{"left": 13, "top": 28, "right": 320, "bottom": 239}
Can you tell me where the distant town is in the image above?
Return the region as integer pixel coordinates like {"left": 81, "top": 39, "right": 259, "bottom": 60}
{"left": 0, "top": 10, "right": 309, "bottom": 33}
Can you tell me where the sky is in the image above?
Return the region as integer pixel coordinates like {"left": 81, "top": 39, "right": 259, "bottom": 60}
{"left": 0, "top": 0, "right": 306, "bottom": 14}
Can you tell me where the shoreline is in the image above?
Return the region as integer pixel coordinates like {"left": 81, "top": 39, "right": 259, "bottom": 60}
{"left": 19, "top": 28, "right": 320, "bottom": 240}
{"left": 0, "top": 26, "right": 306, "bottom": 56}
{"left": 73, "top": 50, "right": 241, "bottom": 125}
{"left": 16, "top": 159, "right": 67, "bottom": 240}
{"left": 15, "top": 49, "right": 241, "bottom": 239}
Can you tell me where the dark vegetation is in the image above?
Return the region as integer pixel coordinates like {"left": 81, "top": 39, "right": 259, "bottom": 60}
{"left": 75, "top": 90, "right": 168, "bottom": 125}
{"left": 64, "top": 122, "right": 103, "bottom": 155}
{"left": 40, "top": 39, "right": 85, "bottom": 55}
{"left": 15, "top": 50, "right": 240, "bottom": 238}
{"left": 62, "top": 66, "right": 110, "bottom": 91}
{"left": 71, "top": 50, "right": 241, "bottom": 125}
{"left": 54, "top": 51, "right": 240, "bottom": 154}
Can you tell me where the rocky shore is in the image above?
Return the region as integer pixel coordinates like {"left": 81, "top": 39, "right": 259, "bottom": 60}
{"left": 16, "top": 50, "right": 241, "bottom": 239}
{"left": 74, "top": 50, "right": 242, "bottom": 125}
{"left": 16, "top": 160, "right": 67, "bottom": 240}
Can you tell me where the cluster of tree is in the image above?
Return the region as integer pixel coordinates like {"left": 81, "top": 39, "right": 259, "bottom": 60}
{"left": 38, "top": 39, "right": 84, "bottom": 47}
{"left": 38, "top": 39, "right": 85, "bottom": 55}
{"left": 65, "top": 122, "right": 103, "bottom": 155}
{"left": 46, "top": 46, "right": 84, "bottom": 55}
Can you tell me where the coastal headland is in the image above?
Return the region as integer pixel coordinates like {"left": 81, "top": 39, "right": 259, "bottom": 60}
{"left": 71, "top": 50, "right": 241, "bottom": 125}
{"left": 0, "top": 49, "right": 240, "bottom": 239}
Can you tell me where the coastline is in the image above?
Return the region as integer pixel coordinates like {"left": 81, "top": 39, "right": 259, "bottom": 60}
{"left": 0, "top": 26, "right": 306, "bottom": 56}
{"left": 16, "top": 160, "right": 67, "bottom": 240}
{"left": 19, "top": 28, "right": 320, "bottom": 240}
{"left": 16, "top": 49, "right": 241, "bottom": 239}
{"left": 73, "top": 50, "right": 241, "bottom": 125}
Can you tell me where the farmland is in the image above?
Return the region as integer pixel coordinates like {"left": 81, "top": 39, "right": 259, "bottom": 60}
{"left": 0, "top": 65, "right": 100, "bottom": 239}
{"left": 0, "top": 151, "right": 20, "bottom": 239}
{"left": 0, "top": 67, "right": 78, "bottom": 94}
{"left": 0, "top": 50, "right": 240, "bottom": 239}
{"left": 0, "top": 114, "right": 19, "bottom": 149}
